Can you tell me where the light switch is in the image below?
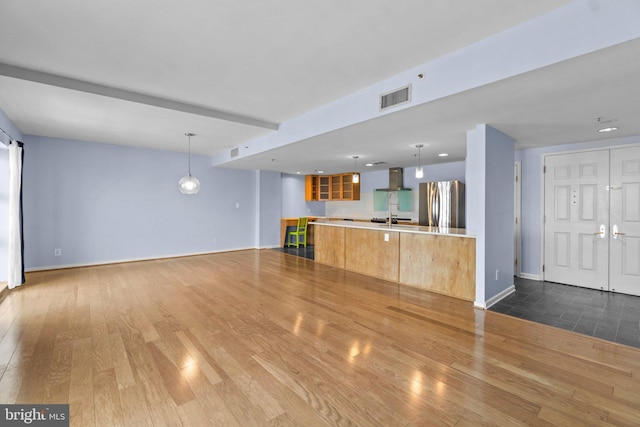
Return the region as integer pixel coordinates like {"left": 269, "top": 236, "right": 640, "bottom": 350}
{"left": 384, "top": 233, "right": 389, "bottom": 242}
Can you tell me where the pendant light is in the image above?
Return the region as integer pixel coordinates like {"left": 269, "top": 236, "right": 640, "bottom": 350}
{"left": 179, "top": 132, "right": 200, "bottom": 194}
{"left": 352, "top": 156, "right": 360, "bottom": 184}
{"left": 415, "top": 144, "right": 424, "bottom": 179}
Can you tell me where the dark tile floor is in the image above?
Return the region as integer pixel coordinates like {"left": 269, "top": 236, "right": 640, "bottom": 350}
{"left": 273, "top": 245, "right": 314, "bottom": 260}
{"left": 490, "top": 277, "right": 640, "bottom": 348}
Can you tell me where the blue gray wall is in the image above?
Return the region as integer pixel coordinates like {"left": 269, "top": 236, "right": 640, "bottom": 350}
{"left": 281, "top": 174, "right": 325, "bottom": 217}
{"left": 466, "top": 124, "right": 515, "bottom": 306}
{"left": 257, "top": 170, "right": 283, "bottom": 248}
{"left": 357, "top": 163, "right": 465, "bottom": 193}
{"left": 22, "top": 135, "right": 264, "bottom": 270}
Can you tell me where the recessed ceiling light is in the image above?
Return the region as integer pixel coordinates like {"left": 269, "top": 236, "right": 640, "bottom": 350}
{"left": 365, "top": 161, "right": 386, "bottom": 167}
{"left": 598, "top": 127, "right": 618, "bottom": 133}
{"left": 438, "top": 153, "right": 449, "bottom": 157}
{"left": 296, "top": 171, "right": 301, "bottom": 174}
{"left": 317, "top": 170, "right": 324, "bottom": 174}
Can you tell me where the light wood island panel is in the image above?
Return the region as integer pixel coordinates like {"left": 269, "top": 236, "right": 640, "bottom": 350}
{"left": 345, "top": 227, "right": 399, "bottom": 282}
{"left": 314, "top": 224, "right": 345, "bottom": 268}
{"left": 313, "top": 221, "right": 475, "bottom": 302}
{"left": 399, "top": 232, "right": 475, "bottom": 301}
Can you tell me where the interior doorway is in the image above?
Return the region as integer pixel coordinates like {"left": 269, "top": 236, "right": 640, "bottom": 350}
{"left": 544, "top": 146, "right": 640, "bottom": 296}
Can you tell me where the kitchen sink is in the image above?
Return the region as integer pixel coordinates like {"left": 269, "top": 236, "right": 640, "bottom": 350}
{"left": 377, "top": 224, "right": 418, "bottom": 230}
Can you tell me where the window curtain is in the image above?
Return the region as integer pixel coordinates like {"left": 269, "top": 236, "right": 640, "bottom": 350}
{"left": 8, "top": 140, "right": 24, "bottom": 289}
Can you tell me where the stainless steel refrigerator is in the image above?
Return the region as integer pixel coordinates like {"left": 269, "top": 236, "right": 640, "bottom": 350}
{"left": 418, "top": 181, "right": 465, "bottom": 228}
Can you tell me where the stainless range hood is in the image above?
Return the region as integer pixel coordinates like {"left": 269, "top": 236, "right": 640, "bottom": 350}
{"left": 376, "top": 167, "right": 411, "bottom": 191}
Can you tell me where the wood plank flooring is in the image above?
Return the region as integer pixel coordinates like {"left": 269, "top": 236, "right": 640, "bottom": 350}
{"left": 0, "top": 249, "right": 638, "bottom": 426}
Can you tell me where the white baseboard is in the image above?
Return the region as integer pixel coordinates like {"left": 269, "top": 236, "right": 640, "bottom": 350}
{"left": 484, "top": 285, "right": 516, "bottom": 309}
{"left": 260, "top": 244, "right": 283, "bottom": 249}
{"left": 25, "top": 246, "right": 256, "bottom": 272}
{"left": 518, "top": 272, "right": 542, "bottom": 281}
{"left": 474, "top": 301, "right": 487, "bottom": 310}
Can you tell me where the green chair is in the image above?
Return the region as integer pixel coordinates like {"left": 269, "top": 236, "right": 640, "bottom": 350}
{"left": 287, "top": 217, "right": 309, "bottom": 248}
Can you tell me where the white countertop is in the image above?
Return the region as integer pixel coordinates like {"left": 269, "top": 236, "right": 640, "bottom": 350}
{"left": 313, "top": 219, "right": 474, "bottom": 238}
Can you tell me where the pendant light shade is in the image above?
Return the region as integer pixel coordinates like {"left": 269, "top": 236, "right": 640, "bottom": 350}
{"left": 179, "top": 175, "right": 200, "bottom": 194}
{"left": 415, "top": 144, "right": 424, "bottom": 179}
{"left": 179, "top": 132, "right": 200, "bottom": 194}
{"left": 352, "top": 156, "right": 360, "bottom": 184}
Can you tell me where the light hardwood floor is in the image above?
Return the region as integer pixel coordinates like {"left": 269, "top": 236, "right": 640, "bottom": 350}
{"left": 0, "top": 249, "right": 639, "bottom": 426}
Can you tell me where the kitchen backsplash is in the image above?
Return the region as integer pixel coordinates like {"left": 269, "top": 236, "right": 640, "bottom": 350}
{"left": 324, "top": 191, "right": 420, "bottom": 221}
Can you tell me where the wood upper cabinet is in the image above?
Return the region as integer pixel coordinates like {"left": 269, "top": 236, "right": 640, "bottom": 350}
{"left": 318, "top": 175, "right": 331, "bottom": 200}
{"left": 341, "top": 173, "right": 360, "bottom": 200}
{"left": 305, "top": 175, "right": 318, "bottom": 201}
{"left": 331, "top": 175, "right": 342, "bottom": 199}
{"left": 305, "top": 174, "right": 360, "bottom": 201}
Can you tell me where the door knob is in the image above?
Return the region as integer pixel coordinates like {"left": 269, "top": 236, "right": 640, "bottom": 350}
{"left": 613, "top": 224, "right": 625, "bottom": 239}
{"left": 593, "top": 224, "right": 606, "bottom": 238}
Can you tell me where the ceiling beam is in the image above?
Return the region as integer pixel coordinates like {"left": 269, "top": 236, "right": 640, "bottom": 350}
{"left": 0, "top": 62, "right": 279, "bottom": 130}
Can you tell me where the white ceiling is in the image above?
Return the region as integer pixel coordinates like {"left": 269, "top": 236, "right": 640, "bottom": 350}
{"left": 2, "top": 0, "right": 637, "bottom": 175}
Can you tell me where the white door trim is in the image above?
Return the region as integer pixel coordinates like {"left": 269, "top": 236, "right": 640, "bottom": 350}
{"left": 514, "top": 161, "right": 522, "bottom": 277}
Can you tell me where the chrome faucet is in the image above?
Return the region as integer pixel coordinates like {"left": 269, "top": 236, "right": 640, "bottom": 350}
{"left": 387, "top": 191, "right": 398, "bottom": 229}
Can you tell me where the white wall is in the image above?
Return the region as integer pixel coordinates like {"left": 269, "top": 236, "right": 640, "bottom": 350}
{"left": 23, "top": 135, "right": 260, "bottom": 270}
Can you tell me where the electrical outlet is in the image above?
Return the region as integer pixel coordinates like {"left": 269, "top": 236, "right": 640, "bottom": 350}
{"left": 384, "top": 233, "right": 389, "bottom": 242}
{"left": 54, "top": 248, "right": 62, "bottom": 257}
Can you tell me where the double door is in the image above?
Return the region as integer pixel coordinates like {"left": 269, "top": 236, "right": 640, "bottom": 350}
{"left": 544, "top": 146, "right": 640, "bottom": 296}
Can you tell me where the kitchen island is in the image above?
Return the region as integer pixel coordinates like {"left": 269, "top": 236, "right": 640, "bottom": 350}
{"left": 313, "top": 220, "right": 475, "bottom": 301}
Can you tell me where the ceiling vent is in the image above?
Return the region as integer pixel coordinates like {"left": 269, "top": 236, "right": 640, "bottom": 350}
{"left": 230, "top": 147, "right": 239, "bottom": 158}
{"left": 380, "top": 84, "right": 411, "bottom": 111}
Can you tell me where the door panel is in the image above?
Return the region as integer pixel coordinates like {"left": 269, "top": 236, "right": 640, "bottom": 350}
{"left": 544, "top": 151, "right": 609, "bottom": 289}
{"left": 610, "top": 146, "right": 640, "bottom": 295}
{"left": 554, "top": 185, "right": 571, "bottom": 220}
{"left": 578, "top": 233, "right": 597, "bottom": 271}
{"left": 579, "top": 184, "right": 597, "bottom": 221}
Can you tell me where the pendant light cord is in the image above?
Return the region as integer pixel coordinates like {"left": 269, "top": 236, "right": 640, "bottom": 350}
{"left": 186, "top": 132, "right": 195, "bottom": 177}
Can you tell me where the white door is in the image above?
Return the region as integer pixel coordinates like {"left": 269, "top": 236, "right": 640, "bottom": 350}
{"left": 544, "top": 150, "right": 610, "bottom": 290}
{"left": 610, "top": 146, "right": 640, "bottom": 295}
{"left": 544, "top": 146, "right": 640, "bottom": 296}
